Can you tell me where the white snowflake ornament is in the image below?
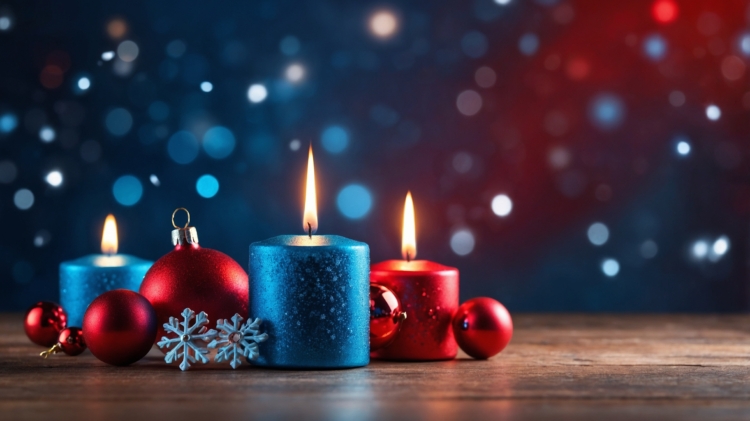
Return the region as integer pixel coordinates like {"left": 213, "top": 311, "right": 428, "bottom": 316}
{"left": 157, "top": 308, "right": 218, "bottom": 371}
{"left": 208, "top": 314, "right": 268, "bottom": 369}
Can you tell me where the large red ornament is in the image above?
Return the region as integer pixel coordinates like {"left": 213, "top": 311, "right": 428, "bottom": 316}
{"left": 452, "top": 297, "right": 513, "bottom": 359}
{"left": 369, "top": 284, "right": 407, "bottom": 351}
{"left": 83, "top": 289, "right": 157, "bottom": 366}
{"left": 24, "top": 301, "right": 67, "bottom": 347}
{"left": 139, "top": 208, "right": 249, "bottom": 346}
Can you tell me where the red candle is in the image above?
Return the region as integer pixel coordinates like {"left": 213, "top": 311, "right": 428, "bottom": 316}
{"left": 370, "top": 192, "right": 459, "bottom": 361}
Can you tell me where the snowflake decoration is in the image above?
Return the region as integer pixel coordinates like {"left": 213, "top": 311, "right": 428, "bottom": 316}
{"left": 157, "top": 308, "right": 218, "bottom": 371}
{"left": 208, "top": 314, "right": 268, "bottom": 369}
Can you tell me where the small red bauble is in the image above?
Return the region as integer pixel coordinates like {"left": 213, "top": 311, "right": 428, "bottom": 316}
{"left": 452, "top": 297, "right": 513, "bottom": 359}
{"left": 83, "top": 289, "right": 157, "bottom": 366}
{"left": 40, "top": 327, "right": 86, "bottom": 358}
{"left": 369, "top": 284, "right": 407, "bottom": 351}
{"left": 24, "top": 301, "right": 67, "bottom": 347}
{"left": 57, "top": 327, "right": 87, "bottom": 356}
{"left": 139, "top": 210, "right": 248, "bottom": 346}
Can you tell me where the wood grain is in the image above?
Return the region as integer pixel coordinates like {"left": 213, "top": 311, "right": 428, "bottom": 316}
{"left": 1, "top": 314, "right": 749, "bottom": 420}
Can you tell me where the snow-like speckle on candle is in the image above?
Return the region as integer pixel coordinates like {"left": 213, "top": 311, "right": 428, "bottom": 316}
{"left": 249, "top": 235, "right": 369, "bottom": 369}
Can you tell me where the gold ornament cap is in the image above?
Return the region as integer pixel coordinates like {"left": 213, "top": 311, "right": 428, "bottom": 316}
{"left": 171, "top": 208, "right": 199, "bottom": 246}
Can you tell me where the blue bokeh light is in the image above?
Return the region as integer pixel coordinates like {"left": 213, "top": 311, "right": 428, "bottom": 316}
{"left": 112, "top": 175, "right": 143, "bottom": 206}
{"left": 677, "top": 141, "right": 691, "bottom": 156}
{"left": 0, "top": 113, "right": 18, "bottom": 133}
{"left": 273, "top": 79, "right": 296, "bottom": 102}
{"left": 602, "top": 258, "right": 620, "bottom": 277}
{"left": 166, "top": 40, "right": 186, "bottom": 58}
{"left": 461, "top": 31, "right": 488, "bottom": 58}
{"left": 370, "top": 104, "right": 399, "bottom": 127}
{"left": 738, "top": 33, "right": 750, "bottom": 56}
{"left": 518, "top": 33, "right": 539, "bottom": 56}
{"left": 280, "top": 35, "right": 300, "bottom": 56}
{"left": 643, "top": 34, "right": 667, "bottom": 61}
{"left": 336, "top": 184, "right": 373, "bottom": 219}
{"left": 248, "top": 84, "right": 268, "bottom": 103}
{"left": 167, "top": 131, "right": 200, "bottom": 164}
{"left": 148, "top": 101, "right": 170, "bottom": 121}
{"left": 196, "top": 174, "right": 219, "bottom": 198}
{"left": 73, "top": 74, "right": 92, "bottom": 94}
{"left": 105, "top": 108, "right": 133, "bottom": 137}
{"left": 321, "top": 125, "right": 349, "bottom": 154}
{"left": 77, "top": 77, "right": 90, "bottom": 90}
{"left": 203, "top": 126, "right": 236, "bottom": 159}
{"left": 674, "top": 135, "right": 691, "bottom": 156}
{"left": 39, "top": 126, "right": 56, "bottom": 143}
{"left": 588, "top": 93, "right": 626, "bottom": 131}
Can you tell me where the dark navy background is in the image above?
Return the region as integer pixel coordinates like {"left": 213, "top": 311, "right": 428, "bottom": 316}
{"left": 1, "top": 0, "right": 749, "bottom": 312}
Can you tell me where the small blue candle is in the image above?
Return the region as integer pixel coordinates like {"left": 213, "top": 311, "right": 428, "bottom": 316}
{"left": 60, "top": 215, "right": 152, "bottom": 327}
{"left": 248, "top": 147, "right": 370, "bottom": 369}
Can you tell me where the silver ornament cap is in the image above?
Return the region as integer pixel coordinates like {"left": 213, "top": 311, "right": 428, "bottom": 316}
{"left": 171, "top": 208, "right": 199, "bottom": 246}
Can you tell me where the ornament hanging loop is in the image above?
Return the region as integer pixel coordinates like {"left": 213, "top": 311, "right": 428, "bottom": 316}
{"left": 171, "top": 208, "right": 199, "bottom": 246}
{"left": 40, "top": 343, "right": 61, "bottom": 358}
{"left": 172, "top": 207, "right": 191, "bottom": 229}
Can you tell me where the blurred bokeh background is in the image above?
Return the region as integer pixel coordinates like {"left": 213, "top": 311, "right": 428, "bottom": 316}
{"left": 1, "top": 0, "right": 749, "bottom": 312}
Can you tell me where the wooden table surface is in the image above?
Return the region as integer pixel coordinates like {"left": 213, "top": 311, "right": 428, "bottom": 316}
{"left": 1, "top": 313, "right": 749, "bottom": 421}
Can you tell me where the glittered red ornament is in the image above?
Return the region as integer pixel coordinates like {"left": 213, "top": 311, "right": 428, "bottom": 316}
{"left": 83, "top": 289, "right": 157, "bottom": 366}
{"left": 24, "top": 301, "right": 67, "bottom": 347}
{"left": 452, "top": 297, "right": 513, "bottom": 360}
{"left": 369, "top": 284, "right": 407, "bottom": 351}
{"left": 139, "top": 209, "right": 249, "bottom": 347}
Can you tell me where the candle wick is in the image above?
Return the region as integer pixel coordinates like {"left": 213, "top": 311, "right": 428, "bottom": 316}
{"left": 308, "top": 222, "right": 312, "bottom": 239}
{"left": 406, "top": 252, "right": 411, "bottom": 263}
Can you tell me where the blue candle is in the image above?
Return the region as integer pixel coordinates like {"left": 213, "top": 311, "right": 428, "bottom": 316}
{"left": 59, "top": 215, "right": 152, "bottom": 327}
{"left": 248, "top": 147, "right": 370, "bottom": 369}
{"left": 249, "top": 235, "right": 369, "bottom": 368}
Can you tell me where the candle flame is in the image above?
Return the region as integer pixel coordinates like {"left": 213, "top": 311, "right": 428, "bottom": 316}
{"left": 303, "top": 145, "right": 318, "bottom": 235}
{"left": 402, "top": 191, "right": 416, "bottom": 261}
{"left": 101, "top": 214, "right": 118, "bottom": 255}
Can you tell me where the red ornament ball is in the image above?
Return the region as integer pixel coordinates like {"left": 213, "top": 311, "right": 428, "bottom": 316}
{"left": 83, "top": 289, "right": 157, "bottom": 366}
{"left": 369, "top": 284, "right": 406, "bottom": 351}
{"left": 24, "top": 301, "right": 67, "bottom": 347}
{"left": 57, "top": 327, "right": 86, "bottom": 356}
{"left": 139, "top": 243, "right": 248, "bottom": 346}
{"left": 452, "top": 297, "right": 513, "bottom": 359}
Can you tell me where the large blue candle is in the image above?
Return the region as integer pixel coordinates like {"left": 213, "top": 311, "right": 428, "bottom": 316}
{"left": 59, "top": 215, "right": 152, "bottom": 327}
{"left": 249, "top": 235, "right": 369, "bottom": 368}
{"left": 248, "top": 147, "right": 370, "bottom": 369}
